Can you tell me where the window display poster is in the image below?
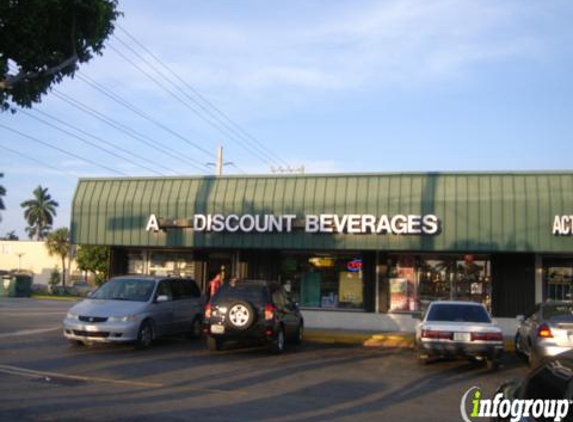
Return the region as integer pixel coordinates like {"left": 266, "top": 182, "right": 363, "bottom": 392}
{"left": 339, "top": 271, "right": 363, "bottom": 305}
{"left": 302, "top": 271, "right": 321, "bottom": 307}
{"left": 390, "top": 278, "right": 409, "bottom": 311}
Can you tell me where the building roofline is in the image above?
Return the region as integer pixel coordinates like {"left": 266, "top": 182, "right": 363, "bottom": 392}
{"left": 76, "top": 169, "right": 573, "bottom": 183}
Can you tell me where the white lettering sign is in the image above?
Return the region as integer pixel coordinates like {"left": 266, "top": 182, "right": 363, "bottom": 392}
{"left": 146, "top": 213, "right": 441, "bottom": 235}
{"left": 553, "top": 215, "right": 573, "bottom": 236}
{"left": 145, "top": 214, "right": 160, "bottom": 232}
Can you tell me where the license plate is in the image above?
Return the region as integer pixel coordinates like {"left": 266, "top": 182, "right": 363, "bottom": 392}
{"left": 211, "top": 324, "right": 225, "bottom": 334}
{"left": 454, "top": 332, "right": 471, "bottom": 342}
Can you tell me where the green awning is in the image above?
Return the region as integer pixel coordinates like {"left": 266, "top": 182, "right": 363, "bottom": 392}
{"left": 70, "top": 172, "right": 573, "bottom": 253}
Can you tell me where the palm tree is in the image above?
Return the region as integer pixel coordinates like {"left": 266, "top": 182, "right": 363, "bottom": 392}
{"left": 0, "top": 173, "right": 6, "bottom": 222}
{"left": 45, "top": 227, "right": 71, "bottom": 290}
{"left": 21, "top": 185, "right": 58, "bottom": 240}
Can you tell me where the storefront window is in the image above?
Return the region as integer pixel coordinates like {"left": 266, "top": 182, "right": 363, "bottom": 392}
{"left": 543, "top": 259, "right": 573, "bottom": 301}
{"left": 280, "top": 253, "right": 364, "bottom": 310}
{"left": 125, "top": 250, "right": 195, "bottom": 278}
{"left": 127, "top": 251, "right": 145, "bottom": 274}
{"left": 387, "top": 254, "right": 491, "bottom": 312}
{"left": 149, "top": 252, "right": 195, "bottom": 277}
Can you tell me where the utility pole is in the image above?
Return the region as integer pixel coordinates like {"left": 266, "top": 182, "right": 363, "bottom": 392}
{"left": 207, "top": 146, "right": 233, "bottom": 176}
{"left": 216, "top": 146, "right": 223, "bottom": 176}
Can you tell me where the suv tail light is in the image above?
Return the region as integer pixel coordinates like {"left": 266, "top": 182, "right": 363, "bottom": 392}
{"left": 264, "top": 304, "right": 275, "bottom": 321}
{"left": 421, "top": 329, "right": 453, "bottom": 340}
{"left": 537, "top": 323, "right": 553, "bottom": 338}
{"left": 204, "top": 303, "right": 212, "bottom": 319}
{"left": 471, "top": 332, "right": 503, "bottom": 341}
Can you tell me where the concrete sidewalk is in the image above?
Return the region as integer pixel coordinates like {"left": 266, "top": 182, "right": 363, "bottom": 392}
{"left": 304, "top": 328, "right": 516, "bottom": 352}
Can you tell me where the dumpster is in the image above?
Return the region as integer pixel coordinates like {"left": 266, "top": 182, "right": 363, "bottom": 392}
{"left": 14, "top": 274, "right": 33, "bottom": 297}
{"left": 0, "top": 275, "right": 12, "bottom": 297}
{"left": 0, "top": 274, "right": 33, "bottom": 297}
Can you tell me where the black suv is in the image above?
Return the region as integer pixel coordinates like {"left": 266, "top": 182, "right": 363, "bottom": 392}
{"left": 203, "top": 279, "right": 304, "bottom": 353}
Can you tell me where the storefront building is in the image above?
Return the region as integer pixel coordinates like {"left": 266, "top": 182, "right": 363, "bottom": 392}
{"left": 70, "top": 172, "right": 573, "bottom": 332}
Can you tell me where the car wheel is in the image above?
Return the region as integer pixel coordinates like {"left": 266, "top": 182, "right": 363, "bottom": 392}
{"left": 529, "top": 346, "right": 540, "bottom": 367}
{"left": 268, "top": 327, "right": 285, "bottom": 354}
{"left": 189, "top": 317, "right": 202, "bottom": 339}
{"left": 417, "top": 347, "right": 430, "bottom": 365}
{"left": 293, "top": 322, "right": 304, "bottom": 344}
{"left": 227, "top": 301, "right": 255, "bottom": 330}
{"left": 135, "top": 319, "right": 154, "bottom": 349}
{"left": 515, "top": 333, "right": 523, "bottom": 356}
{"left": 207, "top": 336, "right": 223, "bottom": 352}
{"left": 486, "top": 358, "right": 500, "bottom": 371}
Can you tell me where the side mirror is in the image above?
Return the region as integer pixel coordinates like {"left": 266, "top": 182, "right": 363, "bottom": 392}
{"left": 156, "top": 295, "right": 169, "bottom": 303}
{"left": 87, "top": 290, "right": 94, "bottom": 298}
{"left": 516, "top": 315, "right": 525, "bottom": 324}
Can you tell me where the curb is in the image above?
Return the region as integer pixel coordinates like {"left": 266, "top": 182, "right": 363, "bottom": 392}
{"left": 304, "top": 330, "right": 516, "bottom": 352}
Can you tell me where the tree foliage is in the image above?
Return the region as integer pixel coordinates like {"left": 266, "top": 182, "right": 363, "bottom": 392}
{"left": 0, "top": 0, "right": 121, "bottom": 111}
{"left": 1, "top": 230, "right": 18, "bottom": 240}
{"left": 76, "top": 245, "right": 110, "bottom": 285}
{"left": 21, "top": 185, "right": 58, "bottom": 240}
{"left": 45, "top": 227, "right": 71, "bottom": 289}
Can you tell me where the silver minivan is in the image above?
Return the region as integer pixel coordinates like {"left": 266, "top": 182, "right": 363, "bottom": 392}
{"left": 63, "top": 276, "right": 204, "bottom": 348}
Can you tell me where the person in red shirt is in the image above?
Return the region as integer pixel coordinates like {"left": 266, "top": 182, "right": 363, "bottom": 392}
{"left": 209, "top": 273, "right": 222, "bottom": 298}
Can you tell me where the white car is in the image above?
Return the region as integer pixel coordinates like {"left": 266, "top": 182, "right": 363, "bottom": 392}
{"left": 415, "top": 301, "right": 504, "bottom": 370}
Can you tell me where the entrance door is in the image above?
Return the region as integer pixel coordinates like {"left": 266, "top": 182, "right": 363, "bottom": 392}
{"left": 207, "top": 253, "right": 233, "bottom": 285}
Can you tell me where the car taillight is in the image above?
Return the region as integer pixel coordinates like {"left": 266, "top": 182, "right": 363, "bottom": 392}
{"left": 265, "top": 304, "right": 275, "bottom": 321}
{"left": 537, "top": 323, "right": 553, "bottom": 338}
{"left": 471, "top": 332, "right": 503, "bottom": 341}
{"left": 204, "top": 303, "right": 212, "bottom": 319}
{"left": 421, "top": 329, "right": 453, "bottom": 340}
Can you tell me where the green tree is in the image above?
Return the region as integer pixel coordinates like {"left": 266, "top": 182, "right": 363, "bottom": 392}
{"left": 45, "top": 227, "right": 71, "bottom": 289}
{"left": 76, "top": 245, "right": 110, "bottom": 286}
{"left": 2, "top": 230, "right": 18, "bottom": 240}
{"left": 0, "top": 173, "right": 5, "bottom": 221}
{"left": 0, "top": 0, "right": 121, "bottom": 111}
{"left": 21, "top": 185, "right": 58, "bottom": 240}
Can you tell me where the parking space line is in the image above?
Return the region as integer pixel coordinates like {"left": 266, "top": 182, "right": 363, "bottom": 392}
{"left": 0, "top": 311, "right": 66, "bottom": 316}
{"left": 0, "top": 327, "right": 60, "bottom": 338}
{"left": 0, "top": 364, "right": 165, "bottom": 388}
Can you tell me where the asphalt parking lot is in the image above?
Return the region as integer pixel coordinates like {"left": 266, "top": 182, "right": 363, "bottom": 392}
{"left": 0, "top": 298, "right": 530, "bottom": 422}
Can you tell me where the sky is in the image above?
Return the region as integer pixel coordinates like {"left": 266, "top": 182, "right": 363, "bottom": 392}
{"left": 1, "top": 0, "right": 573, "bottom": 238}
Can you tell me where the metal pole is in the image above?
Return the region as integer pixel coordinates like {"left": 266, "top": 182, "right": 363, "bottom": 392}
{"left": 216, "top": 146, "right": 223, "bottom": 176}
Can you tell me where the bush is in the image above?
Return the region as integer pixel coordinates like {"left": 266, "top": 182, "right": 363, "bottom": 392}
{"left": 48, "top": 268, "right": 61, "bottom": 294}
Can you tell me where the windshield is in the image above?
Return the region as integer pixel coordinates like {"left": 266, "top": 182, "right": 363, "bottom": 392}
{"left": 426, "top": 303, "right": 491, "bottom": 323}
{"left": 91, "top": 278, "right": 156, "bottom": 302}
{"left": 542, "top": 304, "right": 573, "bottom": 321}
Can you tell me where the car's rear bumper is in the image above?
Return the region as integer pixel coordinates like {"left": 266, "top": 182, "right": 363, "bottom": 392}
{"left": 419, "top": 339, "right": 504, "bottom": 359}
{"left": 204, "top": 321, "right": 277, "bottom": 342}
{"left": 535, "top": 343, "right": 573, "bottom": 359}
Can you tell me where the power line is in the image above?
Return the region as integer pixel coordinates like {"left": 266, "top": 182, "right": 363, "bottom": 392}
{"left": 52, "top": 90, "right": 210, "bottom": 174}
{"left": 31, "top": 108, "right": 177, "bottom": 176}
{"left": 0, "top": 143, "right": 76, "bottom": 177}
{"left": 117, "top": 24, "right": 290, "bottom": 168}
{"left": 76, "top": 72, "right": 219, "bottom": 163}
{"left": 78, "top": 71, "right": 246, "bottom": 174}
{"left": 19, "top": 109, "right": 166, "bottom": 176}
{"left": 110, "top": 36, "right": 274, "bottom": 167}
{"left": 0, "top": 123, "right": 127, "bottom": 176}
